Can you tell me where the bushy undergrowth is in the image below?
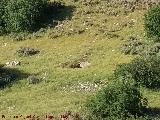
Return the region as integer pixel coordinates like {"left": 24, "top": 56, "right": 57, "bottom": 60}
{"left": 114, "top": 56, "right": 160, "bottom": 89}
{"left": 4, "top": 0, "right": 48, "bottom": 33}
{"left": 0, "top": 0, "right": 49, "bottom": 33}
{"left": 84, "top": 51, "right": 160, "bottom": 119}
{"left": 144, "top": 5, "right": 160, "bottom": 41}
{"left": 141, "top": 43, "right": 160, "bottom": 57}
{"left": 85, "top": 77, "right": 145, "bottom": 120}
{"left": 121, "top": 37, "right": 146, "bottom": 55}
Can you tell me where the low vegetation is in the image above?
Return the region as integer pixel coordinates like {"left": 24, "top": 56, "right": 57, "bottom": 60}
{"left": 121, "top": 36, "right": 145, "bottom": 55}
{"left": 16, "top": 47, "right": 40, "bottom": 57}
{"left": 85, "top": 77, "right": 146, "bottom": 120}
{"left": 114, "top": 55, "right": 160, "bottom": 89}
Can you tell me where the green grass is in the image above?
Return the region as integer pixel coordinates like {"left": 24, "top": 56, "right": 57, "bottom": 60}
{"left": 0, "top": 34, "right": 131, "bottom": 115}
{"left": 0, "top": 0, "right": 160, "bottom": 119}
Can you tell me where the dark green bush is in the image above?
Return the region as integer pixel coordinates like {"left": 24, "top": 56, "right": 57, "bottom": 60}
{"left": 114, "top": 56, "right": 160, "bottom": 89}
{"left": 3, "top": 0, "right": 48, "bottom": 33}
{"left": 0, "top": 0, "right": 6, "bottom": 34}
{"left": 144, "top": 5, "right": 160, "bottom": 41}
{"left": 85, "top": 77, "right": 145, "bottom": 119}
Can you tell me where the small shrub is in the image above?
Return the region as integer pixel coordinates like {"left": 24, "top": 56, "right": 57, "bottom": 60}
{"left": 144, "top": 5, "right": 160, "bottom": 41}
{"left": 143, "top": 43, "right": 160, "bottom": 57}
{"left": 85, "top": 77, "right": 145, "bottom": 119}
{"left": 27, "top": 75, "right": 40, "bottom": 84}
{"left": 16, "top": 47, "right": 40, "bottom": 57}
{"left": 150, "top": 43, "right": 160, "bottom": 53}
{"left": 114, "top": 56, "right": 160, "bottom": 89}
{"left": 121, "top": 37, "right": 145, "bottom": 55}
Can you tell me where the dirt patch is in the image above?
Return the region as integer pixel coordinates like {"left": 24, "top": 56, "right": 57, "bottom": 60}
{"left": 60, "top": 53, "right": 91, "bottom": 69}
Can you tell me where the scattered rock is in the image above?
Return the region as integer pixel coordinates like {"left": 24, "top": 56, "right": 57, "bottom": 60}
{"left": 69, "top": 61, "right": 91, "bottom": 69}
{"left": 2, "top": 43, "right": 7, "bottom": 47}
{"left": 5, "top": 61, "right": 20, "bottom": 67}
{"left": 61, "top": 54, "right": 91, "bottom": 69}
{"left": 16, "top": 47, "right": 40, "bottom": 57}
{"left": 27, "top": 75, "right": 40, "bottom": 84}
{"left": 79, "top": 61, "right": 91, "bottom": 68}
{"left": 55, "top": 23, "right": 64, "bottom": 30}
{"left": 62, "top": 81, "right": 106, "bottom": 92}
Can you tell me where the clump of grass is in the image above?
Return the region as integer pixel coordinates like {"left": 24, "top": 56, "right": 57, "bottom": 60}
{"left": 142, "top": 43, "right": 160, "bottom": 57}
{"left": 121, "top": 36, "right": 145, "bottom": 55}
{"left": 16, "top": 47, "right": 40, "bottom": 57}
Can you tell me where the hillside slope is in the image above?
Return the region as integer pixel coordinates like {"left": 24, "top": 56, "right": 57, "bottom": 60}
{"left": 0, "top": 0, "right": 160, "bottom": 119}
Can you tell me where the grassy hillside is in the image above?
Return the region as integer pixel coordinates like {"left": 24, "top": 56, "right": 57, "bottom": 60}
{"left": 0, "top": 0, "right": 160, "bottom": 119}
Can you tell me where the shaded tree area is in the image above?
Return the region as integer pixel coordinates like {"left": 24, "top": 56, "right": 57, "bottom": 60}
{"left": 0, "top": 0, "right": 75, "bottom": 34}
{"left": 42, "top": 1, "right": 75, "bottom": 28}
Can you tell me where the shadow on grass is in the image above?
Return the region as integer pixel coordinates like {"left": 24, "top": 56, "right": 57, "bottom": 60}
{"left": 40, "top": 1, "right": 75, "bottom": 29}
{"left": 0, "top": 66, "right": 29, "bottom": 89}
{"left": 146, "top": 107, "right": 160, "bottom": 119}
{"left": 7, "top": 1, "right": 75, "bottom": 40}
